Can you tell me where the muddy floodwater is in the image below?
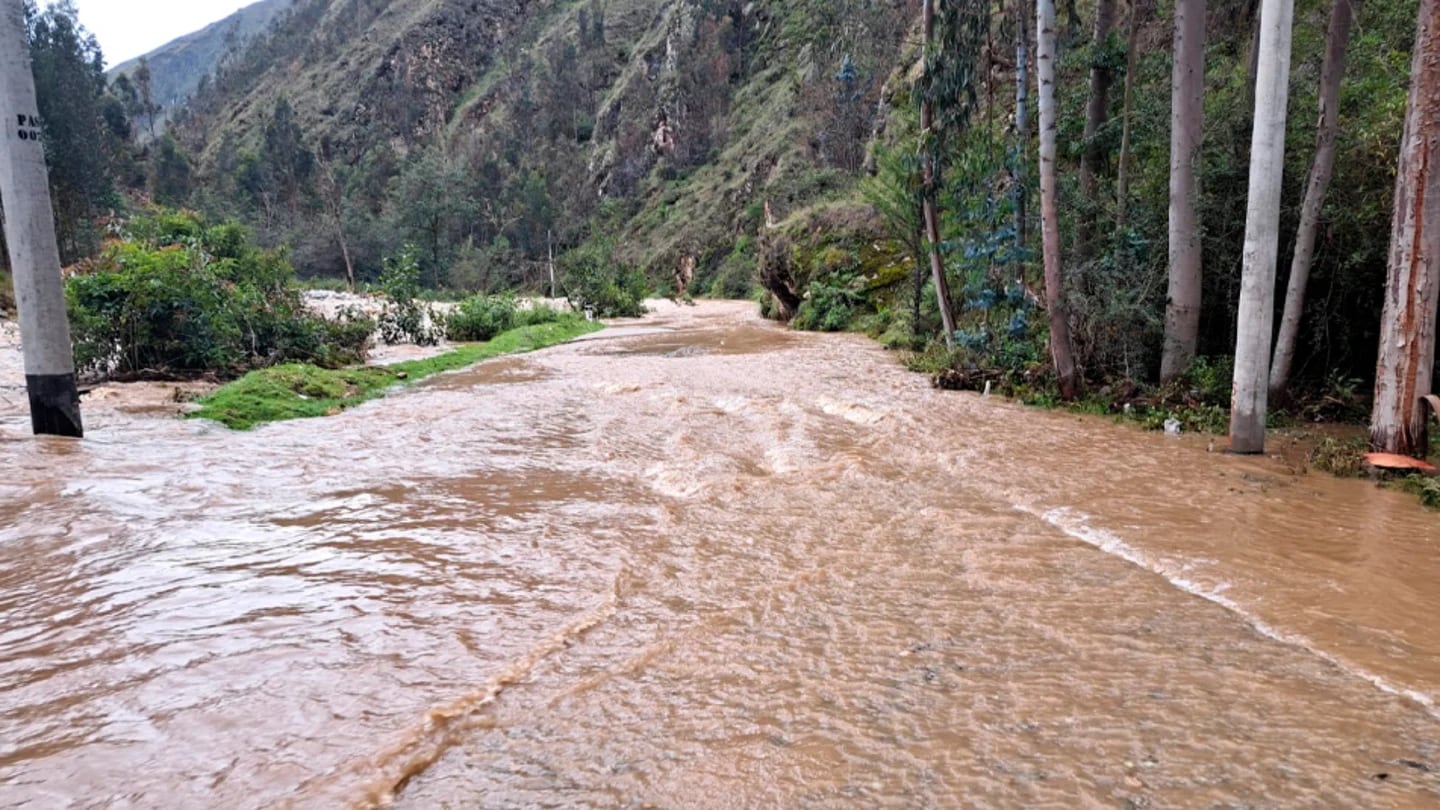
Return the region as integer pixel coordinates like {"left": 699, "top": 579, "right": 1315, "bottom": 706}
{"left": 2, "top": 300, "right": 1439, "bottom": 808}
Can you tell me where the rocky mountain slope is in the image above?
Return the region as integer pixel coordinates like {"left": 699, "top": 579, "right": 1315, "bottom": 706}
{"left": 167, "top": 0, "right": 914, "bottom": 291}
{"left": 108, "top": 0, "right": 296, "bottom": 114}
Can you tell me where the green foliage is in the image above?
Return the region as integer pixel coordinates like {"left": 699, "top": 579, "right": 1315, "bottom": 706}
{"left": 793, "top": 281, "right": 864, "bottom": 332}
{"left": 1310, "top": 437, "right": 1370, "bottom": 478}
{"left": 314, "top": 307, "right": 378, "bottom": 368}
{"left": 1164, "top": 356, "right": 1235, "bottom": 408}
{"left": 65, "top": 210, "right": 369, "bottom": 377}
{"left": 446, "top": 295, "right": 518, "bottom": 341}
{"left": 443, "top": 295, "right": 562, "bottom": 342}
{"left": 28, "top": 1, "right": 129, "bottom": 261}
{"left": 559, "top": 241, "right": 648, "bottom": 318}
{"left": 0, "top": 270, "right": 13, "bottom": 315}
{"left": 192, "top": 317, "right": 602, "bottom": 429}
{"left": 376, "top": 246, "right": 442, "bottom": 346}
{"left": 150, "top": 135, "right": 193, "bottom": 207}
{"left": 516, "top": 302, "right": 563, "bottom": 327}
{"left": 918, "top": 0, "right": 989, "bottom": 134}
{"left": 1416, "top": 478, "right": 1440, "bottom": 510}
{"left": 906, "top": 344, "right": 962, "bottom": 375}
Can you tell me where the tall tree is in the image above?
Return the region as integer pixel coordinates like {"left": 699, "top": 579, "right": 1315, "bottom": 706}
{"left": 149, "top": 134, "right": 191, "bottom": 206}
{"left": 1078, "top": 0, "right": 1118, "bottom": 246}
{"left": 260, "top": 97, "right": 313, "bottom": 212}
{"left": 1269, "top": 0, "right": 1361, "bottom": 398}
{"left": 1160, "top": 0, "right": 1206, "bottom": 381}
{"left": 1114, "top": 0, "right": 1149, "bottom": 230}
{"left": 917, "top": 0, "right": 989, "bottom": 346}
{"left": 317, "top": 155, "right": 356, "bottom": 291}
{"left": 1229, "top": 0, "right": 1296, "bottom": 454}
{"left": 1038, "top": 0, "right": 1080, "bottom": 398}
{"left": 920, "top": 0, "right": 958, "bottom": 345}
{"left": 27, "top": 0, "right": 113, "bottom": 261}
{"left": 133, "top": 56, "right": 157, "bottom": 137}
{"left": 1370, "top": 0, "right": 1440, "bottom": 458}
{"left": 1015, "top": 0, "right": 1030, "bottom": 259}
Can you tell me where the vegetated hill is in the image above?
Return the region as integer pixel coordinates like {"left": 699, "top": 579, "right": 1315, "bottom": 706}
{"left": 169, "top": 0, "right": 914, "bottom": 294}
{"left": 108, "top": 0, "right": 297, "bottom": 116}
{"left": 161, "top": 0, "right": 1417, "bottom": 393}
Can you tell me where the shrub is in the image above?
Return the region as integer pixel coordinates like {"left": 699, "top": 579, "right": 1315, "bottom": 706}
{"left": 515, "top": 302, "right": 563, "bottom": 327}
{"left": 560, "top": 241, "right": 648, "bottom": 318}
{"left": 377, "top": 246, "right": 442, "bottom": 346}
{"left": 1419, "top": 478, "right": 1440, "bottom": 510}
{"left": 66, "top": 210, "right": 363, "bottom": 377}
{"left": 792, "top": 281, "right": 863, "bottom": 332}
{"left": 314, "top": 307, "right": 376, "bottom": 367}
{"left": 446, "top": 295, "right": 517, "bottom": 341}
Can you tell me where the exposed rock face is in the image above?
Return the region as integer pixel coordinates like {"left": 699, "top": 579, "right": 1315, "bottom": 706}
{"left": 108, "top": 0, "right": 293, "bottom": 116}
{"left": 168, "top": 0, "right": 915, "bottom": 285}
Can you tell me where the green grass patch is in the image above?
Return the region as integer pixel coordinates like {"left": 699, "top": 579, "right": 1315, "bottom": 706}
{"left": 191, "top": 318, "right": 603, "bottom": 430}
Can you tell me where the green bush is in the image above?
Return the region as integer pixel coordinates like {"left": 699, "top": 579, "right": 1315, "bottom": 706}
{"left": 515, "top": 302, "right": 563, "bottom": 327}
{"left": 445, "top": 295, "right": 517, "bottom": 341}
{"left": 314, "top": 306, "right": 376, "bottom": 367}
{"left": 66, "top": 210, "right": 363, "bottom": 377}
{"left": 560, "top": 241, "right": 648, "bottom": 318}
{"left": 1309, "top": 437, "right": 1370, "bottom": 478}
{"left": 377, "top": 246, "right": 442, "bottom": 346}
{"left": 792, "top": 282, "right": 863, "bottom": 332}
{"left": 444, "top": 296, "right": 569, "bottom": 341}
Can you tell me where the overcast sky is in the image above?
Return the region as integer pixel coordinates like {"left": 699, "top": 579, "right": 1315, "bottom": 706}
{"left": 72, "top": 0, "right": 256, "bottom": 67}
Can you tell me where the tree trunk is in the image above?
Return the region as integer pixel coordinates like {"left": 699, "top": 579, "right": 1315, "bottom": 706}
{"left": 1160, "top": 0, "right": 1206, "bottom": 381}
{"left": 1079, "top": 0, "right": 1118, "bottom": 250}
{"left": 337, "top": 226, "right": 356, "bottom": 292}
{"left": 1038, "top": 0, "right": 1081, "bottom": 399}
{"left": 1370, "top": 0, "right": 1440, "bottom": 458}
{"left": 1229, "top": 0, "right": 1296, "bottom": 454}
{"left": 318, "top": 159, "right": 355, "bottom": 291}
{"left": 1015, "top": 0, "right": 1031, "bottom": 263}
{"left": 1269, "top": 0, "right": 1359, "bottom": 399}
{"left": 1115, "top": 0, "right": 1146, "bottom": 231}
{"left": 922, "top": 0, "right": 958, "bottom": 346}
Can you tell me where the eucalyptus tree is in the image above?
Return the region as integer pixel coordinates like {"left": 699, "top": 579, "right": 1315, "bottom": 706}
{"left": 1037, "top": 0, "right": 1080, "bottom": 398}
{"left": 1269, "top": 0, "right": 1362, "bottom": 399}
{"left": 1078, "top": 0, "right": 1117, "bottom": 250}
{"left": 1370, "top": 0, "right": 1440, "bottom": 457}
{"left": 919, "top": 0, "right": 958, "bottom": 345}
{"left": 1229, "top": 0, "right": 1296, "bottom": 454}
{"left": 1115, "top": 0, "right": 1149, "bottom": 230}
{"left": 1160, "top": 0, "right": 1205, "bottom": 381}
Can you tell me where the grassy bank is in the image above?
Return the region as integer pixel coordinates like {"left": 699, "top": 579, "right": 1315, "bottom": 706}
{"left": 191, "top": 318, "right": 603, "bottom": 430}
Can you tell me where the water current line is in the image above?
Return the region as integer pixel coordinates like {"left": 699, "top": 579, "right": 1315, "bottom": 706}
{"left": 1016, "top": 503, "right": 1440, "bottom": 722}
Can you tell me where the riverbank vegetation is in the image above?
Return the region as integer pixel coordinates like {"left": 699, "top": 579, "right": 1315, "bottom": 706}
{"left": 190, "top": 317, "right": 602, "bottom": 430}
{"left": 753, "top": 0, "right": 1437, "bottom": 469}
{"left": 13, "top": 1, "right": 1439, "bottom": 499}
{"left": 65, "top": 210, "right": 375, "bottom": 378}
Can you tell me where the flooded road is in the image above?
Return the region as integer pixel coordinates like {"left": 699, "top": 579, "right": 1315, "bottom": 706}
{"left": 2, "top": 300, "right": 1439, "bottom": 807}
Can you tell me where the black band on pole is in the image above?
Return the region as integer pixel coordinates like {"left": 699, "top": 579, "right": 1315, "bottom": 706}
{"left": 25, "top": 373, "right": 83, "bottom": 438}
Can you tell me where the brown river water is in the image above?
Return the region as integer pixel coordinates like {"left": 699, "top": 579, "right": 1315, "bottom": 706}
{"left": 2, "top": 300, "right": 1439, "bottom": 808}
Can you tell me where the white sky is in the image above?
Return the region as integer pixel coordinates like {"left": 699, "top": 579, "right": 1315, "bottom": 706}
{"left": 72, "top": 0, "right": 257, "bottom": 68}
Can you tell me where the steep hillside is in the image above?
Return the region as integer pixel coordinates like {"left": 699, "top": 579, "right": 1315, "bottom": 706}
{"left": 170, "top": 0, "right": 913, "bottom": 293}
{"left": 160, "top": 0, "right": 1418, "bottom": 393}
{"left": 108, "top": 0, "right": 296, "bottom": 114}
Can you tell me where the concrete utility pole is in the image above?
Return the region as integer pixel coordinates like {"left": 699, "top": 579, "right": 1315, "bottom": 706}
{"left": 0, "top": 0, "right": 81, "bottom": 437}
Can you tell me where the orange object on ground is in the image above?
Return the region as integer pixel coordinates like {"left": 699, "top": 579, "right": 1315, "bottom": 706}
{"left": 1364, "top": 452, "right": 1439, "bottom": 474}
